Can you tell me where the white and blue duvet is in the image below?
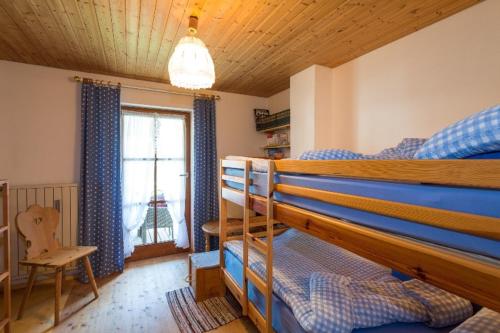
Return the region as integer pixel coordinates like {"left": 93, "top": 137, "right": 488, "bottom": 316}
{"left": 225, "top": 229, "right": 473, "bottom": 333}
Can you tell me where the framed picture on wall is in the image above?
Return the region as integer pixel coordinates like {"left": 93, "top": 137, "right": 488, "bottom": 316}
{"left": 254, "top": 108, "right": 270, "bottom": 120}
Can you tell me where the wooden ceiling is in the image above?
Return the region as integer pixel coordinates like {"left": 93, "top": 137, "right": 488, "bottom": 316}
{"left": 0, "top": 0, "right": 481, "bottom": 97}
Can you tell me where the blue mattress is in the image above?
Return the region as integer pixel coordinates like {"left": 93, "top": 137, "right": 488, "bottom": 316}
{"left": 224, "top": 249, "right": 454, "bottom": 333}
{"left": 224, "top": 168, "right": 500, "bottom": 259}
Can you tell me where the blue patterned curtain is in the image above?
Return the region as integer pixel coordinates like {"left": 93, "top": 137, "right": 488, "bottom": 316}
{"left": 79, "top": 81, "right": 124, "bottom": 280}
{"left": 193, "top": 98, "right": 219, "bottom": 252}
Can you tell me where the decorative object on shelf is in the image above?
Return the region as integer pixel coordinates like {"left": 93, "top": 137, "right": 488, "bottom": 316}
{"left": 256, "top": 108, "right": 291, "bottom": 159}
{"left": 267, "top": 149, "right": 285, "bottom": 159}
{"left": 168, "top": 15, "right": 215, "bottom": 90}
{"left": 255, "top": 109, "right": 290, "bottom": 132}
{"left": 278, "top": 132, "right": 289, "bottom": 145}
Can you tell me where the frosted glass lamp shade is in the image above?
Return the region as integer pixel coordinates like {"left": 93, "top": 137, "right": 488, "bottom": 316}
{"left": 168, "top": 36, "right": 215, "bottom": 90}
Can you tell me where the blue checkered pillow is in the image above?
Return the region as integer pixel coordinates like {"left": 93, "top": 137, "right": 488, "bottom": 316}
{"left": 450, "top": 308, "right": 500, "bottom": 333}
{"left": 300, "top": 138, "right": 427, "bottom": 160}
{"left": 414, "top": 105, "right": 500, "bottom": 159}
{"left": 300, "top": 149, "right": 364, "bottom": 160}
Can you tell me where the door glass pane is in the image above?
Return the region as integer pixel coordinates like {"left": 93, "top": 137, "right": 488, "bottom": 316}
{"left": 122, "top": 160, "right": 155, "bottom": 246}
{"left": 156, "top": 116, "right": 185, "bottom": 159}
{"left": 157, "top": 160, "right": 185, "bottom": 243}
{"left": 156, "top": 115, "right": 186, "bottom": 243}
{"left": 123, "top": 113, "right": 155, "bottom": 159}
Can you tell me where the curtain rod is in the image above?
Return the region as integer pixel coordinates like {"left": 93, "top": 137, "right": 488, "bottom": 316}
{"left": 72, "top": 76, "right": 221, "bottom": 100}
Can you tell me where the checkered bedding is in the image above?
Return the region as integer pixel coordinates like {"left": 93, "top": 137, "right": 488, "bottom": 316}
{"left": 450, "top": 308, "right": 500, "bottom": 333}
{"left": 224, "top": 229, "right": 472, "bottom": 333}
{"left": 299, "top": 138, "right": 427, "bottom": 160}
{"left": 415, "top": 105, "right": 500, "bottom": 159}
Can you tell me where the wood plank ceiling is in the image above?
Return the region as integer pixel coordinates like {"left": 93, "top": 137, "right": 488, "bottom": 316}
{"left": 0, "top": 0, "right": 481, "bottom": 97}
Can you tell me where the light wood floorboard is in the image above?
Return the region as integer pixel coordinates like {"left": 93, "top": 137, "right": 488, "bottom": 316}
{"left": 5, "top": 253, "right": 257, "bottom": 333}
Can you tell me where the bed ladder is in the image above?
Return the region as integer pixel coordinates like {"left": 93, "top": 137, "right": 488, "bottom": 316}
{"left": 219, "top": 160, "right": 275, "bottom": 333}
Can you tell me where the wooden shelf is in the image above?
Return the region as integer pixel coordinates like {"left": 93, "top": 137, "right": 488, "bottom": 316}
{"left": 262, "top": 145, "right": 290, "bottom": 150}
{"left": 257, "top": 124, "right": 290, "bottom": 133}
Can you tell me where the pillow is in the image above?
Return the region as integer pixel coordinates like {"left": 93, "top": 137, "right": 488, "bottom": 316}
{"left": 450, "top": 308, "right": 500, "bottom": 333}
{"left": 414, "top": 105, "right": 500, "bottom": 159}
{"left": 299, "top": 149, "right": 363, "bottom": 160}
{"left": 300, "top": 138, "right": 427, "bottom": 160}
{"left": 395, "top": 138, "right": 428, "bottom": 159}
{"left": 403, "top": 279, "right": 473, "bottom": 327}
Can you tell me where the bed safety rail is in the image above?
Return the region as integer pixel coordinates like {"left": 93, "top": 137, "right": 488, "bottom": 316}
{"left": 246, "top": 159, "right": 500, "bottom": 313}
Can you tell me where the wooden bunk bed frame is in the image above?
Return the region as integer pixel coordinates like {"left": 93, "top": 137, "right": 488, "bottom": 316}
{"left": 219, "top": 159, "right": 500, "bottom": 332}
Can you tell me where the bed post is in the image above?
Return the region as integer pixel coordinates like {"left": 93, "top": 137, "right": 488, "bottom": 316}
{"left": 218, "top": 159, "right": 227, "bottom": 288}
{"left": 241, "top": 160, "right": 251, "bottom": 316}
{"left": 265, "top": 160, "right": 274, "bottom": 333}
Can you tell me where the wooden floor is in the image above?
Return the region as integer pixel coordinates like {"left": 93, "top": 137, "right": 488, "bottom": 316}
{"left": 6, "top": 253, "right": 257, "bottom": 333}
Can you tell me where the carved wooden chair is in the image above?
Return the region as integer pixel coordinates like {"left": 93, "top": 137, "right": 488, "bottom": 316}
{"left": 15, "top": 204, "right": 99, "bottom": 326}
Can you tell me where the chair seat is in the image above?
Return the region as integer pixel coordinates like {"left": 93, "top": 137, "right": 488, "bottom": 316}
{"left": 19, "top": 246, "right": 97, "bottom": 268}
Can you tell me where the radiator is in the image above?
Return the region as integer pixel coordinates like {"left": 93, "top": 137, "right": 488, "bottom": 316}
{"left": 3, "top": 183, "right": 79, "bottom": 285}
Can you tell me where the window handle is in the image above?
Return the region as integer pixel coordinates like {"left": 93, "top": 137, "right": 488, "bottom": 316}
{"left": 179, "top": 173, "right": 189, "bottom": 177}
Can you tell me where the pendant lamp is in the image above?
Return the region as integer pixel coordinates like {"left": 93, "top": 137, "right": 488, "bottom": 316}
{"left": 168, "top": 16, "right": 215, "bottom": 90}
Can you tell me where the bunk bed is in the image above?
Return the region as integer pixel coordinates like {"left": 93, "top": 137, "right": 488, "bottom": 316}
{"left": 218, "top": 158, "right": 500, "bottom": 333}
{"left": 219, "top": 106, "right": 500, "bottom": 332}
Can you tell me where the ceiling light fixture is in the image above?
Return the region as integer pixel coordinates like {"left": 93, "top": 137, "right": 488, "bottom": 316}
{"left": 168, "top": 15, "right": 215, "bottom": 90}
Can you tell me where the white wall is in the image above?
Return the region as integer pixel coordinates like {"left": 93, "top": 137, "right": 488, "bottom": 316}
{"left": 330, "top": 0, "right": 500, "bottom": 153}
{"left": 290, "top": 65, "right": 334, "bottom": 157}
{"left": 290, "top": 66, "right": 316, "bottom": 158}
{"left": 0, "top": 61, "right": 268, "bottom": 185}
{"left": 314, "top": 66, "right": 333, "bottom": 150}
{"left": 267, "top": 89, "right": 290, "bottom": 114}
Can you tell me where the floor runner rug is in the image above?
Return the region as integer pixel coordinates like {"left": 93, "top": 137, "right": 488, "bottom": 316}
{"left": 166, "top": 287, "right": 242, "bottom": 333}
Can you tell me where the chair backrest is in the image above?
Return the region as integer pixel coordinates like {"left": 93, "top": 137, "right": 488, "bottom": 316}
{"left": 16, "top": 205, "right": 60, "bottom": 259}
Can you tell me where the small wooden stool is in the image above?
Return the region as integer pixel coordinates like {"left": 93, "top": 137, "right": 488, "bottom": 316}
{"left": 189, "top": 251, "right": 224, "bottom": 302}
{"left": 201, "top": 218, "right": 242, "bottom": 252}
{"left": 15, "top": 205, "right": 99, "bottom": 326}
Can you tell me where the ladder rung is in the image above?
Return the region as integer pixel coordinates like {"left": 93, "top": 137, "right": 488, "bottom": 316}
{"left": 246, "top": 267, "right": 268, "bottom": 295}
{"left": 226, "top": 235, "right": 243, "bottom": 241}
{"left": 227, "top": 220, "right": 279, "bottom": 233}
{"left": 0, "top": 271, "right": 8, "bottom": 282}
{"left": 250, "top": 226, "right": 288, "bottom": 238}
{"left": 0, "top": 226, "right": 8, "bottom": 233}
{"left": 226, "top": 222, "right": 244, "bottom": 233}
{"left": 246, "top": 233, "right": 267, "bottom": 254}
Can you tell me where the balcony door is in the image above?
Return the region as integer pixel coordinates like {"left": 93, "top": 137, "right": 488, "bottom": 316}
{"left": 122, "top": 107, "right": 190, "bottom": 261}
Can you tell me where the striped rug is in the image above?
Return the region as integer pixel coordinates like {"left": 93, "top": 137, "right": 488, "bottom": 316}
{"left": 166, "top": 287, "right": 242, "bottom": 333}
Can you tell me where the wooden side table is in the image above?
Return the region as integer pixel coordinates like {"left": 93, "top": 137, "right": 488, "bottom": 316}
{"left": 201, "top": 218, "right": 242, "bottom": 252}
{"left": 189, "top": 250, "right": 224, "bottom": 301}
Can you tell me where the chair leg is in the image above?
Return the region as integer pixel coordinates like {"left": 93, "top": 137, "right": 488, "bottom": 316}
{"left": 54, "top": 267, "right": 63, "bottom": 326}
{"left": 205, "top": 234, "right": 210, "bottom": 252}
{"left": 17, "top": 266, "right": 37, "bottom": 320}
{"left": 82, "top": 256, "right": 99, "bottom": 299}
{"left": 61, "top": 266, "right": 65, "bottom": 292}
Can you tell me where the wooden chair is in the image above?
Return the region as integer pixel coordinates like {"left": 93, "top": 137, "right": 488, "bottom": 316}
{"left": 15, "top": 205, "right": 99, "bottom": 326}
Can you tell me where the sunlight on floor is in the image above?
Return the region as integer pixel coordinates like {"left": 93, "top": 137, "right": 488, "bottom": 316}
{"left": 5, "top": 253, "right": 256, "bottom": 333}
